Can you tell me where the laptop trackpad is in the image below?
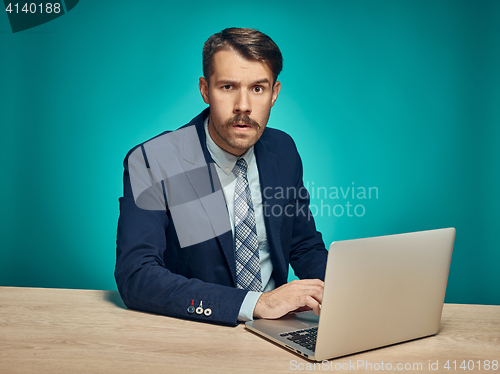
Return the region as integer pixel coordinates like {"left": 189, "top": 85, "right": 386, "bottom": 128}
{"left": 247, "top": 310, "right": 319, "bottom": 336}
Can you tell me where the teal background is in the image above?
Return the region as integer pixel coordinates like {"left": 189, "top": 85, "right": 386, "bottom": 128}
{"left": 1, "top": 0, "right": 498, "bottom": 305}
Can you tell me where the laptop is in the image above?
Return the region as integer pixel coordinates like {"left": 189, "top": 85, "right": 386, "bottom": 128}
{"left": 245, "top": 228, "right": 455, "bottom": 361}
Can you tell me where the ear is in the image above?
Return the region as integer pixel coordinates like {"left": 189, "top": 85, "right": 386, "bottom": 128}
{"left": 271, "top": 81, "right": 281, "bottom": 107}
{"left": 199, "top": 77, "right": 210, "bottom": 104}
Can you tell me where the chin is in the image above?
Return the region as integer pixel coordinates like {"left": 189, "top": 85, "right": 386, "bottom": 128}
{"left": 238, "top": 137, "right": 259, "bottom": 147}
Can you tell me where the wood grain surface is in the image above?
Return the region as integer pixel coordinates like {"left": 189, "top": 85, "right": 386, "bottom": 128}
{"left": 0, "top": 287, "right": 498, "bottom": 373}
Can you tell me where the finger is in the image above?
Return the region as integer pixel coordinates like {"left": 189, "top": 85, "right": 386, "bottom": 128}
{"left": 286, "top": 282, "right": 323, "bottom": 305}
{"left": 289, "top": 280, "right": 324, "bottom": 293}
{"left": 291, "top": 279, "right": 324, "bottom": 287}
{"left": 301, "top": 295, "right": 321, "bottom": 316}
{"left": 300, "top": 285, "right": 324, "bottom": 304}
{"left": 294, "top": 306, "right": 313, "bottom": 313}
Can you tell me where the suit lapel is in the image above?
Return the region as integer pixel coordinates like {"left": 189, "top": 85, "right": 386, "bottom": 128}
{"left": 180, "top": 109, "right": 289, "bottom": 287}
{"left": 255, "top": 137, "right": 288, "bottom": 286}
{"left": 183, "top": 109, "right": 237, "bottom": 286}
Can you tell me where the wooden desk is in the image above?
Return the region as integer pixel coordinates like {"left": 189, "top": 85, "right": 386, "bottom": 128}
{"left": 0, "top": 287, "right": 498, "bottom": 373}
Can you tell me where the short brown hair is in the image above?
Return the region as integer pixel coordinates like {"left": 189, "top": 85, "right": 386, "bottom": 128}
{"left": 202, "top": 27, "right": 283, "bottom": 85}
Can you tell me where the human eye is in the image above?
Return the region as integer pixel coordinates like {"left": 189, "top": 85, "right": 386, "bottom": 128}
{"left": 253, "top": 85, "right": 264, "bottom": 93}
{"left": 221, "top": 84, "right": 232, "bottom": 91}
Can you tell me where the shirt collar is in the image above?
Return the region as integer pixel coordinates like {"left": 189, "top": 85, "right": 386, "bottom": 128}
{"left": 204, "top": 116, "right": 254, "bottom": 175}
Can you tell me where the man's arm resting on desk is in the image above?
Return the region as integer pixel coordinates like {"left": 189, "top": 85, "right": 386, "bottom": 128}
{"left": 116, "top": 153, "right": 249, "bottom": 326}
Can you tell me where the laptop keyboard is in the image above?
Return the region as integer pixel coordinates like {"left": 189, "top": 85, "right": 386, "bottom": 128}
{"left": 280, "top": 327, "right": 318, "bottom": 351}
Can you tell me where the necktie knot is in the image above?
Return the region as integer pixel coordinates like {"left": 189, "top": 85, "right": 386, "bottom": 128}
{"left": 234, "top": 158, "right": 248, "bottom": 178}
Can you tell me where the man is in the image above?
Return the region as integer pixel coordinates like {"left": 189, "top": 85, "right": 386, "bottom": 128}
{"left": 115, "top": 28, "right": 328, "bottom": 326}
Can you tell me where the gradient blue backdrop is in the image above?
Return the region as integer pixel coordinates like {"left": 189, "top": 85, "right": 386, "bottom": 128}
{"left": 1, "top": 0, "right": 499, "bottom": 305}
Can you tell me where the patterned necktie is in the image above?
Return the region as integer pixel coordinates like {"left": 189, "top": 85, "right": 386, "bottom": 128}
{"left": 233, "top": 158, "right": 262, "bottom": 292}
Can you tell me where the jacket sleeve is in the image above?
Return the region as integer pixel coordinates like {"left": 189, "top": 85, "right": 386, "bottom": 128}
{"left": 115, "top": 152, "right": 248, "bottom": 326}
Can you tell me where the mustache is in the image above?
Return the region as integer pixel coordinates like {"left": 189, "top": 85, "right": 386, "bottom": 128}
{"left": 225, "top": 113, "right": 260, "bottom": 128}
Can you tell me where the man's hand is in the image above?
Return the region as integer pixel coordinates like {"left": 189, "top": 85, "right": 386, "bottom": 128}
{"left": 253, "top": 279, "right": 324, "bottom": 319}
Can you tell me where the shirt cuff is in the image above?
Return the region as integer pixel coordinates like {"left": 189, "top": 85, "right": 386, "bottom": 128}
{"left": 237, "top": 291, "right": 262, "bottom": 322}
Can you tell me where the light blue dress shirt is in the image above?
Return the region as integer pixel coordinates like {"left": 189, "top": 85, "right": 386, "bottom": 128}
{"left": 204, "top": 117, "right": 275, "bottom": 321}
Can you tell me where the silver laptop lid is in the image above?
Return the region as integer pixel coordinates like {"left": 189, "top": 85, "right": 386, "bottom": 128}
{"left": 314, "top": 228, "right": 455, "bottom": 360}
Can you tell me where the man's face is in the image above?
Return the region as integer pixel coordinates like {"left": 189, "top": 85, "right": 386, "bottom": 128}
{"left": 199, "top": 49, "right": 281, "bottom": 156}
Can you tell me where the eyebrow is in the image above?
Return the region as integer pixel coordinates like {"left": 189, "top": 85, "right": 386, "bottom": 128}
{"left": 253, "top": 78, "right": 271, "bottom": 85}
{"left": 215, "top": 78, "right": 271, "bottom": 86}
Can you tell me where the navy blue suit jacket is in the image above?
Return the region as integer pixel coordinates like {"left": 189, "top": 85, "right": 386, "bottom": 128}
{"left": 115, "top": 108, "right": 328, "bottom": 326}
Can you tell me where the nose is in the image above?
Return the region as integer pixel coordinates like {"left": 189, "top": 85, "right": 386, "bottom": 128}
{"left": 234, "top": 90, "right": 251, "bottom": 115}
